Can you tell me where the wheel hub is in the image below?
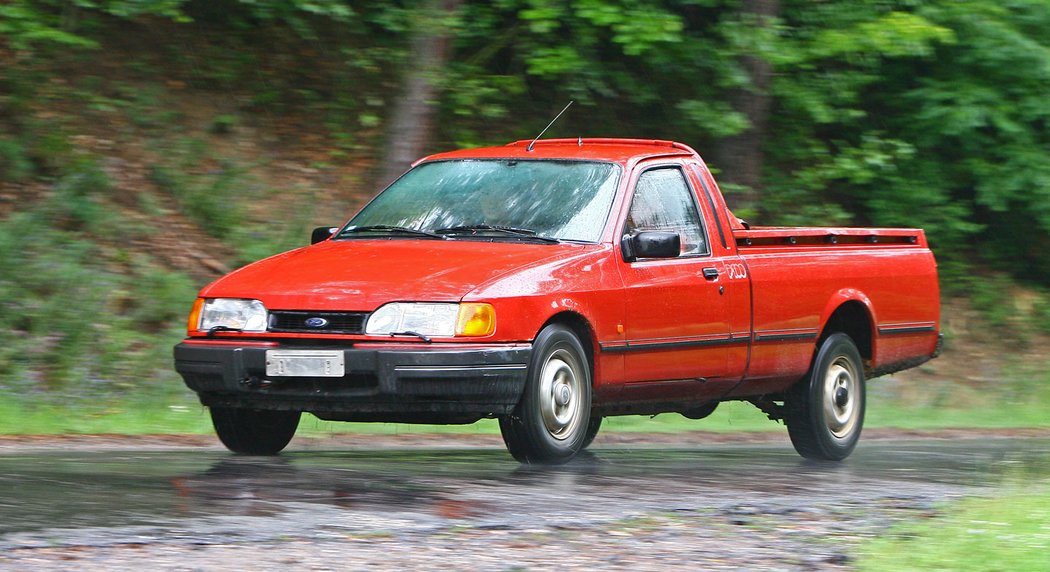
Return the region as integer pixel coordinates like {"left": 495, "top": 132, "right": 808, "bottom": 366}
{"left": 834, "top": 386, "right": 849, "bottom": 408}
{"left": 555, "top": 383, "right": 572, "bottom": 406}
{"left": 538, "top": 350, "right": 584, "bottom": 441}
{"left": 823, "top": 357, "right": 860, "bottom": 440}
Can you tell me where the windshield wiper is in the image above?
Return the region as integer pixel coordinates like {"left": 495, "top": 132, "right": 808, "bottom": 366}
{"left": 336, "top": 225, "right": 446, "bottom": 240}
{"left": 207, "top": 326, "right": 243, "bottom": 337}
{"left": 435, "top": 225, "right": 560, "bottom": 243}
{"left": 388, "top": 331, "right": 432, "bottom": 343}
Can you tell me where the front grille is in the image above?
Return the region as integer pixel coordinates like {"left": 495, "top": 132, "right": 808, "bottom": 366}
{"left": 268, "top": 310, "right": 369, "bottom": 334}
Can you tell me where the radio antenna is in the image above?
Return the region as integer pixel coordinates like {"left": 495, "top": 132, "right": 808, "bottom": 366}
{"left": 527, "top": 101, "right": 574, "bottom": 152}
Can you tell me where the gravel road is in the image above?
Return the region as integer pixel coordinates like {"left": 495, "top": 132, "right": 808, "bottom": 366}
{"left": 1, "top": 431, "right": 1048, "bottom": 571}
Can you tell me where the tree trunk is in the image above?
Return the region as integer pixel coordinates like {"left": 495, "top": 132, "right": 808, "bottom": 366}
{"left": 715, "top": 0, "right": 779, "bottom": 219}
{"left": 376, "top": 0, "right": 461, "bottom": 190}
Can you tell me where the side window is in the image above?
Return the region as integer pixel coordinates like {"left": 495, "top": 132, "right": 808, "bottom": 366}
{"left": 625, "top": 167, "right": 708, "bottom": 256}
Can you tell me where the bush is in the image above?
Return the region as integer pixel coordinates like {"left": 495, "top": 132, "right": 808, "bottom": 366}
{"left": 0, "top": 199, "right": 199, "bottom": 400}
{"left": 148, "top": 144, "right": 245, "bottom": 239}
{"left": 0, "top": 137, "right": 33, "bottom": 182}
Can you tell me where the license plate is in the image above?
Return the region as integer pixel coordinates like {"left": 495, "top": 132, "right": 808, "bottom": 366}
{"left": 265, "top": 350, "right": 345, "bottom": 377}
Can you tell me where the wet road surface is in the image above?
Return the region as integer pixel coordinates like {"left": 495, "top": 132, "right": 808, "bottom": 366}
{"left": 1, "top": 436, "right": 1048, "bottom": 570}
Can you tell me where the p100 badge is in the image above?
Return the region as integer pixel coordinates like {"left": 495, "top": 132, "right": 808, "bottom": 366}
{"left": 304, "top": 317, "right": 329, "bottom": 328}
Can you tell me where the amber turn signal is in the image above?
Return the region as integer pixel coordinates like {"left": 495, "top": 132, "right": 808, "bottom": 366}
{"left": 455, "top": 303, "right": 496, "bottom": 337}
{"left": 186, "top": 297, "right": 205, "bottom": 333}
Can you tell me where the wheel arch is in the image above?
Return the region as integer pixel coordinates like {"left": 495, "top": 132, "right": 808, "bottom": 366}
{"left": 818, "top": 296, "right": 876, "bottom": 365}
{"left": 538, "top": 311, "right": 598, "bottom": 387}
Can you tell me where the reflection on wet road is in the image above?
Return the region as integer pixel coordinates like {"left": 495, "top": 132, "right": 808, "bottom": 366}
{"left": 0, "top": 438, "right": 1047, "bottom": 569}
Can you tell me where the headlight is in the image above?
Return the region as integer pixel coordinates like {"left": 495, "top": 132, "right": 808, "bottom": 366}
{"left": 197, "top": 298, "right": 268, "bottom": 332}
{"left": 366, "top": 303, "right": 495, "bottom": 338}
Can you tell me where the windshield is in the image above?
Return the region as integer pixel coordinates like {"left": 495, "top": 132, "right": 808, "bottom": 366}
{"left": 345, "top": 160, "right": 621, "bottom": 242}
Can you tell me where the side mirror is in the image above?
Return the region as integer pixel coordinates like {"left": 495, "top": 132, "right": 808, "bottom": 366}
{"left": 311, "top": 226, "right": 339, "bottom": 245}
{"left": 621, "top": 231, "right": 680, "bottom": 262}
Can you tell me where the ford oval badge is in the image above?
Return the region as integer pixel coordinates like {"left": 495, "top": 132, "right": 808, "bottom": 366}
{"left": 305, "top": 317, "right": 329, "bottom": 328}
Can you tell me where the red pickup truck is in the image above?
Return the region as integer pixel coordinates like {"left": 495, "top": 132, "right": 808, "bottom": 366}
{"left": 174, "top": 138, "right": 941, "bottom": 463}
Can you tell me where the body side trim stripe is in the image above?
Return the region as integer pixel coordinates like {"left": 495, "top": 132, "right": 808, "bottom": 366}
{"left": 752, "top": 332, "right": 819, "bottom": 343}
{"left": 599, "top": 336, "right": 746, "bottom": 354}
{"left": 877, "top": 324, "right": 937, "bottom": 336}
{"left": 752, "top": 328, "right": 820, "bottom": 343}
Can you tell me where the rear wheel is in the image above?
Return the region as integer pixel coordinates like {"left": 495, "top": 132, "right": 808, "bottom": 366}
{"left": 210, "top": 407, "right": 301, "bottom": 455}
{"left": 500, "top": 324, "right": 592, "bottom": 464}
{"left": 784, "top": 333, "right": 865, "bottom": 461}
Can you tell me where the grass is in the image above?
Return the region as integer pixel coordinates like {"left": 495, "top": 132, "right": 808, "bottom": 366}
{"left": 857, "top": 487, "right": 1050, "bottom": 571}
{"left": 867, "top": 403, "right": 1050, "bottom": 430}
{"left": 2, "top": 386, "right": 1049, "bottom": 437}
{"left": 0, "top": 388, "right": 210, "bottom": 435}
{"left": 0, "top": 397, "right": 773, "bottom": 436}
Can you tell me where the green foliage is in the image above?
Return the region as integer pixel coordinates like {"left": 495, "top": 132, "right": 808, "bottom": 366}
{"left": 228, "top": 200, "right": 317, "bottom": 267}
{"left": 0, "top": 198, "right": 197, "bottom": 399}
{"left": 890, "top": 1, "right": 1050, "bottom": 283}
{"left": 442, "top": 0, "right": 1026, "bottom": 288}
{"left": 150, "top": 164, "right": 241, "bottom": 239}
{"left": 741, "top": 1, "right": 1050, "bottom": 286}
{"left": 1033, "top": 295, "right": 1050, "bottom": 336}
{"left": 0, "top": 2, "right": 99, "bottom": 51}
{"left": 4, "top": 0, "right": 1050, "bottom": 423}
{"left": 4, "top": 0, "right": 1049, "bottom": 287}
{"left": 209, "top": 113, "right": 239, "bottom": 135}
{"left": 148, "top": 139, "right": 245, "bottom": 239}
{"left": 229, "top": 0, "right": 353, "bottom": 27}
{"left": 0, "top": 137, "right": 33, "bottom": 182}
{"left": 970, "top": 274, "right": 1018, "bottom": 330}
{"left": 804, "top": 11, "right": 954, "bottom": 61}
{"left": 0, "top": 0, "right": 360, "bottom": 47}
{"left": 46, "top": 157, "right": 118, "bottom": 235}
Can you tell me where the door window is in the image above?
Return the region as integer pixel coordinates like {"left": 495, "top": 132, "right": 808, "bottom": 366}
{"left": 625, "top": 167, "right": 709, "bottom": 256}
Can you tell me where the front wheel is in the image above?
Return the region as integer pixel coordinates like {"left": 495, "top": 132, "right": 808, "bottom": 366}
{"left": 581, "top": 414, "right": 602, "bottom": 449}
{"left": 784, "top": 333, "right": 865, "bottom": 461}
{"left": 210, "top": 407, "right": 301, "bottom": 455}
{"left": 499, "top": 324, "right": 592, "bottom": 464}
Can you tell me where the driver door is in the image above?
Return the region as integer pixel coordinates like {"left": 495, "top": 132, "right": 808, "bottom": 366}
{"left": 617, "top": 165, "right": 737, "bottom": 401}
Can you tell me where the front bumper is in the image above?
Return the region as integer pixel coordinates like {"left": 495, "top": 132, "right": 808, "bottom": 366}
{"left": 173, "top": 340, "right": 531, "bottom": 419}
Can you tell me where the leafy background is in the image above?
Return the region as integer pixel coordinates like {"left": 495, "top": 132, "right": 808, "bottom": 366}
{"left": 1, "top": 0, "right": 1048, "bottom": 429}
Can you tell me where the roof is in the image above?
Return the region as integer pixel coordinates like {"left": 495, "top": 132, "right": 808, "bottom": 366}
{"left": 418, "top": 138, "right": 700, "bottom": 165}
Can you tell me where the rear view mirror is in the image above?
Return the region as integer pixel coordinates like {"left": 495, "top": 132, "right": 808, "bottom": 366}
{"left": 311, "top": 226, "right": 338, "bottom": 244}
{"left": 621, "top": 231, "right": 680, "bottom": 262}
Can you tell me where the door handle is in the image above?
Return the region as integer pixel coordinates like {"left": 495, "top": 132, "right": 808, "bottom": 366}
{"left": 702, "top": 267, "right": 720, "bottom": 280}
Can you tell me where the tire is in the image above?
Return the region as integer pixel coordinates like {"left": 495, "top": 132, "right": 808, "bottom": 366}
{"left": 581, "top": 414, "right": 602, "bottom": 449}
{"left": 784, "top": 333, "right": 865, "bottom": 461}
{"left": 499, "top": 324, "right": 592, "bottom": 464}
{"left": 210, "top": 407, "right": 301, "bottom": 455}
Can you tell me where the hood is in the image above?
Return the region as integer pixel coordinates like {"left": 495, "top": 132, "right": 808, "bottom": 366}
{"left": 201, "top": 239, "right": 585, "bottom": 311}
